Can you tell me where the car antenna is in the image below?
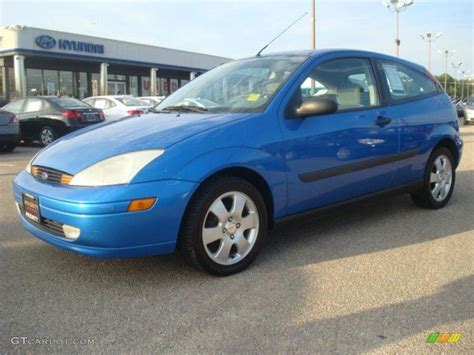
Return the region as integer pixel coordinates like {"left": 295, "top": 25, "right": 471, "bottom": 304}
{"left": 256, "top": 12, "right": 308, "bottom": 57}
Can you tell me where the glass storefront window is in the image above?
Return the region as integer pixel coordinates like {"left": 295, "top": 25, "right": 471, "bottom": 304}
{"left": 0, "top": 68, "right": 3, "bottom": 98}
{"left": 8, "top": 67, "right": 16, "bottom": 99}
{"left": 161, "top": 78, "right": 169, "bottom": 96}
{"left": 26, "top": 69, "right": 44, "bottom": 96}
{"left": 130, "top": 76, "right": 138, "bottom": 97}
{"left": 59, "top": 71, "right": 73, "bottom": 96}
{"left": 108, "top": 74, "right": 126, "bottom": 81}
{"left": 91, "top": 73, "right": 99, "bottom": 97}
{"left": 43, "top": 70, "right": 59, "bottom": 96}
{"left": 78, "top": 72, "right": 88, "bottom": 99}
{"left": 141, "top": 76, "right": 150, "bottom": 96}
{"left": 170, "top": 79, "right": 179, "bottom": 93}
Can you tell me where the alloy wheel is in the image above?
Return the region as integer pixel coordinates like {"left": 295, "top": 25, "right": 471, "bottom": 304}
{"left": 40, "top": 128, "right": 54, "bottom": 146}
{"left": 202, "top": 191, "right": 260, "bottom": 266}
{"left": 430, "top": 154, "right": 453, "bottom": 202}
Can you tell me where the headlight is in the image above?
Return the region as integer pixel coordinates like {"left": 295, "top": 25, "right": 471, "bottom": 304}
{"left": 69, "top": 149, "right": 164, "bottom": 187}
{"left": 26, "top": 151, "right": 42, "bottom": 174}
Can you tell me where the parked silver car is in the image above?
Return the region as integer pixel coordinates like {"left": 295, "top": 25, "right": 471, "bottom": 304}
{"left": 463, "top": 96, "right": 474, "bottom": 125}
{"left": 0, "top": 110, "right": 19, "bottom": 152}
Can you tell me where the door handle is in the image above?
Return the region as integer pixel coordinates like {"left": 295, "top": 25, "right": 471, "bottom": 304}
{"left": 374, "top": 116, "right": 392, "bottom": 127}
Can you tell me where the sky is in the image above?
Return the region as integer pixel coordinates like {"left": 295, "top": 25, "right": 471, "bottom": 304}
{"left": 0, "top": 0, "right": 472, "bottom": 77}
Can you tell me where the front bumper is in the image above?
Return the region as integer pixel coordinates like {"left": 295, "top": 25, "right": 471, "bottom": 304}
{"left": 13, "top": 171, "right": 197, "bottom": 258}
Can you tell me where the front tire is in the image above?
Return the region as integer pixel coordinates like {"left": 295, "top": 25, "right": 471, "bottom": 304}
{"left": 178, "top": 176, "right": 268, "bottom": 276}
{"left": 411, "top": 147, "right": 455, "bottom": 209}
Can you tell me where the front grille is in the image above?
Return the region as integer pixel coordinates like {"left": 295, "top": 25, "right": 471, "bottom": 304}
{"left": 31, "top": 166, "right": 73, "bottom": 185}
{"left": 18, "top": 201, "right": 66, "bottom": 237}
{"left": 41, "top": 218, "right": 65, "bottom": 237}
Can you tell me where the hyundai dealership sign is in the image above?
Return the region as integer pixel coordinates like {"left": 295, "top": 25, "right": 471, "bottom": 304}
{"left": 35, "top": 34, "right": 105, "bottom": 54}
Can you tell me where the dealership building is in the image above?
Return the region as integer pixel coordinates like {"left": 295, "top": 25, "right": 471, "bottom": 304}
{"left": 0, "top": 25, "right": 230, "bottom": 100}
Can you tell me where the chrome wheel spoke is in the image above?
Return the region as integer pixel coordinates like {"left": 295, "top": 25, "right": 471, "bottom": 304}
{"left": 434, "top": 157, "right": 443, "bottom": 172}
{"left": 214, "top": 239, "right": 233, "bottom": 263}
{"left": 210, "top": 199, "right": 229, "bottom": 223}
{"left": 241, "top": 212, "right": 257, "bottom": 231}
{"left": 231, "top": 194, "right": 246, "bottom": 217}
{"left": 202, "top": 226, "right": 223, "bottom": 245}
{"left": 430, "top": 172, "right": 439, "bottom": 183}
{"left": 235, "top": 235, "right": 251, "bottom": 254}
{"left": 432, "top": 182, "right": 442, "bottom": 198}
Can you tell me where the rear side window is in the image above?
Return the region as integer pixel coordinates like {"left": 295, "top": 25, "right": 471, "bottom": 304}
{"left": 378, "top": 61, "right": 438, "bottom": 102}
{"left": 115, "top": 97, "right": 146, "bottom": 106}
{"left": 3, "top": 99, "right": 26, "bottom": 113}
{"left": 93, "top": 99, "right": 114, "bottom": 109}
{"left": 24, "top": 98, "right": 44, "bottom": 113}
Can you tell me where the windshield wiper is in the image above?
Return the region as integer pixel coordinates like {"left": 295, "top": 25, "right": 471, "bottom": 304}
{"left": 158, "top": 105, "right": 209, "bottom": 113}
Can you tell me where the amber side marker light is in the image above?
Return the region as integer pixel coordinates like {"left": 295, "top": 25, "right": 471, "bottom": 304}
{"left": 128, "top": 198, "right": 157, "bottom": 212}
{"left": 60, "top": 175, "right": 73, "bottom": 185}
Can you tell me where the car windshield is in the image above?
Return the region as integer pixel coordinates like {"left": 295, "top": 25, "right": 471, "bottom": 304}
{"left": 51, "top": 97, "right": 90, "bottom": 108}
{"left": 467, "top": 97, "right": 474, "bottom": 106}
{"left": 115, "top": 97, "right": 148, "bottom": 106}
{"left": 155, "top": 55, "right": 308, "bottom": 113}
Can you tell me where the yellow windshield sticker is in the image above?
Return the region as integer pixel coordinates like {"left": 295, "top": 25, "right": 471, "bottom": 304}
{"left": 247, "top": 93, "right": 261, "bottom": 102}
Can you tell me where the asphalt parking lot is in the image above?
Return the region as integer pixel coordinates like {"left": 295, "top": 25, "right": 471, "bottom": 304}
{"left": 1, "top": 128, "right": 473, "bottom": 353}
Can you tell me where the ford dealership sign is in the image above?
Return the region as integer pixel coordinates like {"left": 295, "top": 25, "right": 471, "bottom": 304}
{"left": 35, "top": 35, "right": 104, "bottom": 54}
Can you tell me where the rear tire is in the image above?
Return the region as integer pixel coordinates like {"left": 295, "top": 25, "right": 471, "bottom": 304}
{"left": 178, "top": 176, "right": 268, "bottom": 276}
{"left": 39, "top": 126, "right": 56, "bottom": 146}
{"left": 411, "top": 147, "right": 455, "bottom": 209}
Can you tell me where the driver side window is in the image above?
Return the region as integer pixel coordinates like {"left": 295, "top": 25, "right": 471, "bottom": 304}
{"left": 296, "top": 58, "right": 379, "bottom": 112}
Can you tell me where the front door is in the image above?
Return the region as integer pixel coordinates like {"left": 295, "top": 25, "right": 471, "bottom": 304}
{"left": 280, "top": 57, "right": 400, "bottom": 215}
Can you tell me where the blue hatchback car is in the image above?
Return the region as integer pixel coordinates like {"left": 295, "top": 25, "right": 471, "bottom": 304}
{"left": 13, "top": 50, "right": 463, "bottom": 275}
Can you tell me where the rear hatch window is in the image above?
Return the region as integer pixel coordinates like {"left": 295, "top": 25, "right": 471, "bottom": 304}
{"left": 51, "top": 97, "right": 91, "bottom": 109}
{"left": 115, "top": 97, "right": 148, "bottom": 106}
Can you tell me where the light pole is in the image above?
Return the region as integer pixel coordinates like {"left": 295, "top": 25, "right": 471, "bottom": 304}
{"left": 460, "top": 71, "right": 471, "bottom": 98}
{"left": 310, "top": 0, "right": 316, "bottom": 94}
{"left": 438, "top": 49, "right": 456, "bottom": 91}
{"left": 420, "top": 32, "right": 442, "bottom": 71}
{"left": 310, "top": 0, "right": 316, "bottom": 50}
{"left": 382, "top": 0, "right": 415, "bottom": 57}
{"left": 451, "top": 61, "right": 462, "bottom": 98}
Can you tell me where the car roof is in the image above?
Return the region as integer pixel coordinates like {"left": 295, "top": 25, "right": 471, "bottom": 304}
{"left": 20, "top": 96, "right": 75, "bottom": 100}
{"left": 257, "top": 49, "right": 426, "bottom": 72}
{"left": 84, "top": 96, "right": 135, "bottom": 99}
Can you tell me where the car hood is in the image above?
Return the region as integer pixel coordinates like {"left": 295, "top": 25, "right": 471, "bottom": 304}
{"left": 33, "top": 112, "right": 248, "bottom": 174}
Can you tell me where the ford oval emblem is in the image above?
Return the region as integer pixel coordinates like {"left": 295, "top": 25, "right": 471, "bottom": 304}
{"left": 40, "top": 171, "right": 49, "bottom": 180}
{"left": 35, "top": 35, "right": 56, "bottom": 49}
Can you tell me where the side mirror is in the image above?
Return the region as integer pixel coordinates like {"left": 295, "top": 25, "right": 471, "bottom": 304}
{"left": 296, "top": 97, "right": 338, "bottom": 118}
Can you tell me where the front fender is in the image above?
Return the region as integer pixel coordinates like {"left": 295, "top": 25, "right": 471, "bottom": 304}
{"left": 175, "top": 147, "right": 289, "bottom": 219}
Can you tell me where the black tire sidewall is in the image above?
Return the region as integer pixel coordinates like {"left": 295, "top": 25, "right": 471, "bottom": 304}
{"left": 186, "top": 178, "right": 268, "bottom": 276}
{"left": 423, "top": 147, "right": 456, "bottom": 209}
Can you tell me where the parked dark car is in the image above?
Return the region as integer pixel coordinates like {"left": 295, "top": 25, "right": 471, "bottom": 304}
{"left": 2, "top": 96, "right": 105, "bottom": 146}
{"left": 0, "top": 98, "right": 10, "bottom": 107}
{"left": 0, "top": 110, "right": 19, "bottom": 152}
